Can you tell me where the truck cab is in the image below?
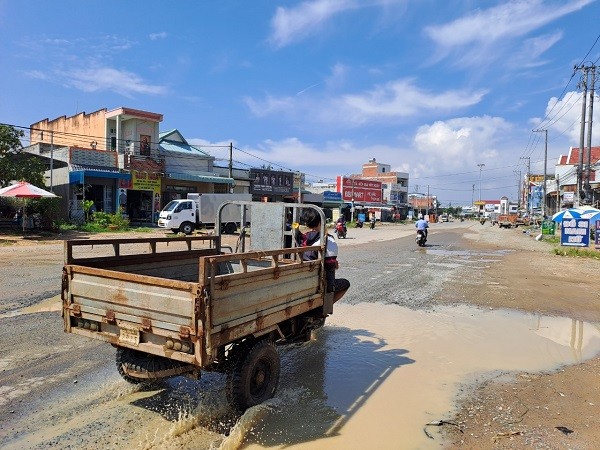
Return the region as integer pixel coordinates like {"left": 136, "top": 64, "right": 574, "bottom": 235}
{"left": 158, "top": 193, "right": 251, "bottom": 234}
{"left": 158, "top": 199, "right": 196, "bottom": 234}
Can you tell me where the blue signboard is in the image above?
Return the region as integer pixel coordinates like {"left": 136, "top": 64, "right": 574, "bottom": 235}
{"left": 560, "top": 218, "right": 590, "bottom": 247}
{"left": 596, "top": 220, "right": 600, "bottom": 249}
{"left": 323, "top": 190, "right": 342, "bottom": 202}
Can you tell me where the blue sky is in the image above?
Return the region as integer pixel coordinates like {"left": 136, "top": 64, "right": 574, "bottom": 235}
{"left": 1, "top": 0, "right": 599, "bottom": 205}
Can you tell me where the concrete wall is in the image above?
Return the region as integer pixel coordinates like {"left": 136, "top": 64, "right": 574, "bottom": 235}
{"left": 30, "top": 109, "right": 107, "bottom": 149}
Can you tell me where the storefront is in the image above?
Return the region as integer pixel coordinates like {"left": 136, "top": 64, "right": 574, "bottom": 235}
{"left": 118, "top": 170, "right": 161, "bottom": 223}
{"left": 69, "top": 166, "right": 131, "bottom": 223}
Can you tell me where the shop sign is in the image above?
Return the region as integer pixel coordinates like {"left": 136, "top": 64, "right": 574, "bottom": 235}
{"left": 336, "top": 176, "right": 382, "bottom": 203}
{"left": 541, "top": 220, "right": 555, "bottom": 235}
{"left": 560, "top": 218, "right": 589, "bottom": 247}
{"left": 250, "top": 169, "right": 293, "bottom": 195}
{"left": 132, "top": 171, "right": 161, "bottom": 192}
{"left": 323, "top": 191, "right": 342, "bottom": 202}
{"left": 528, "top": 175, "right": 545, "bottom": 182}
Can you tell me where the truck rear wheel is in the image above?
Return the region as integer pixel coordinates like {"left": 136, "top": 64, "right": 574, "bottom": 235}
{"left": 222, "top": 222, "right": 237, "bottom": 234}
{"left": 226, "top": 340, "right": 280, "bottom": 412}
{"left": 179, "top": 222, "right": 194, "bottom": 235}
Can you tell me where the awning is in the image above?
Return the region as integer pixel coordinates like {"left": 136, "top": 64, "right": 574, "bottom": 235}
{"left": 167, "top": 172, "right": 234, "bottom": 184}
{"left": 69, "top": 169, "right": 131, "bottom": 184}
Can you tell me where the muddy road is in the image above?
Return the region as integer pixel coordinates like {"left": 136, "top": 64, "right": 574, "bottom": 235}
{"left": 1, "top": 223, "right": 599, "bottom": 449}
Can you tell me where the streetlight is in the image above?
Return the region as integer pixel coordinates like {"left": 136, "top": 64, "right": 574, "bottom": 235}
{"left": 477, "top": 163, "right": 485, "bottom": 216}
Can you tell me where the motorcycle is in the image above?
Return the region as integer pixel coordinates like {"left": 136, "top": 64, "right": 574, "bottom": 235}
{"left": 416, "top": 230, "right": 427, "bottom": 247}
{"left": 356, "top": 219, "right": 364, "bottom": 228}
{"left": 335, "top": 221, "right": 347, "bottom": 239}
{"left": 370, "top": 217, "right": 376, "bottom": 229}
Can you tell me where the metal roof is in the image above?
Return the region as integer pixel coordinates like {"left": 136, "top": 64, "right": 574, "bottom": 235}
{"left": 70, "top": 163, "right": 122, "bottom": 173}
{"left": 159, "top": 140, "right": 212, "bottom": 157}
{"left": 167, "top": 172, "right": 233, "bottom": 184}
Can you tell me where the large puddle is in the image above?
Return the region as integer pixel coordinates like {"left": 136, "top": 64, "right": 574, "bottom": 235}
{"left": 216, "top": 303, "right": 600, "bottom": 449}
{"left": 11, "top": 298, "right": 600, "bottom": 449}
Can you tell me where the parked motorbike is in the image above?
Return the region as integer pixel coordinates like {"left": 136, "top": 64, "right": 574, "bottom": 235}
{"left": 416, "top": 230, "right": 427, "bottom": 247}
{"left": 356, "top": 219, "right": 364, "bottom": 228}
{"left": 335, "top": 221, "right": 347, "bottom": 239}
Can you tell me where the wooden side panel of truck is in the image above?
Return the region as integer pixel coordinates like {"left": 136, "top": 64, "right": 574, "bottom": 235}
{"left": 62, "top": 203, "right": 334, "bottom": 410}
{"left": 62, "top": 236, "right": 326, "bottom": 369}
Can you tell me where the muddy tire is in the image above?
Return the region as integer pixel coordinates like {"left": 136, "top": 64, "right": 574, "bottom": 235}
{"left": 115, "top": 347, "right": 188, "bottom": 384}
{"left": 226, "top": 340, "right": 280, "bottom": 412}
{"left": 179, "top": 222, "right": 194, "bottom": 235}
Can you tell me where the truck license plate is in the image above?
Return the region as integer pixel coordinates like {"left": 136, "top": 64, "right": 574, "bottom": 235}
{"left": 118, "top": 326, "right": 140, "bottom": 346}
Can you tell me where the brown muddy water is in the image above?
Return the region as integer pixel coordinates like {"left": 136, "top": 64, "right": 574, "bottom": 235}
{"left": 148, "top": 302, "right": 600, "bottom": 450}
{"left": 7, "top": 298, "right": 599, "bottom": 449}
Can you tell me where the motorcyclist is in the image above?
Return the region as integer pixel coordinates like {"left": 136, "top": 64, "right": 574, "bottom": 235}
{"left": 356, "top": 215, "right": 364, "bottom": 228}
{"left": 336, "top": 216, "right": 347, "bottom": 234}
{"left": 415, "top": 215, "right": 429, "bottom": 240}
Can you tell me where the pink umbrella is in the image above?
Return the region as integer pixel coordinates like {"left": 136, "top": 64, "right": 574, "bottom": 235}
{"left": 0, "top": 181, "right": 57, "bottom": 231}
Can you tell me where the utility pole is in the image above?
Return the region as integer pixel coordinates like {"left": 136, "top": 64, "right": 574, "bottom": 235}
{"left": 556, "top": 174, "right": 560, "bottom": 214}
{"left": 584, "top": 66, "right": 596, "bottom": 204}
{"left": 520, "top": 156, "right": 531, "bottom": 215}
{"left": 533, "top": 129, "right": 548, "bottom": 217}
{"left": 471, "top": 184, "right": 474, "bottom": 208}
{"left": 228, "top": 142, "right": 233, "bottom": 194}
{"left": 50, "top": 131, "right": 54, "bottom": 193}
{"left": 477, "top": 163, "right": 485, "bottom": 216}
{"left": 426, "top": 185, "right": 430, "bottom": 219}
{"left": 575, "top": 64, "right": 590, "bottom": 206}
{"left": 513, "top": 169, "right": 521, "bottom": 208}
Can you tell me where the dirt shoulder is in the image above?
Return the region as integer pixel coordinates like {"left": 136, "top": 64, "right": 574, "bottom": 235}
{"left": 438, "top": 224, "right": 600, "bottom": 449}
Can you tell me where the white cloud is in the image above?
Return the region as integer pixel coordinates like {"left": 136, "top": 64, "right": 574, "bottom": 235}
{"left": 413, "top": 116, "right": 512, "bottom": 172}
{"left": 244, "top": 95, "right": 297, "bottom": 118}
{"left": 245, "top": 78, "right": 486, "bottom": 125}
{"left": 424, "top": 0, "right": 593, "bottom": 66}
{"left": 270, "top": 0, "right": 360, "bottom": 48}
{"left": 213, "top": 137, "right": 404, "bottom": 181}
{"left": 509, "top": 31, "right": 563, "bottom": 69}
{"left": 538, "top": 90, "right": 600, "bottom": 144}
{"left": 62, "top": 67, "right": 167, "bottom": 98}
{"left": 269, "top": 0, "right": 406, "bottom": 48}
{"left": 337, "top": 79, "right": 487, "bottom": 123}
{"left": 23, "top": 70, "right": 48, "bottom": 80}
{"left": 149, "top": 32, "right": 167, "bottom": 40}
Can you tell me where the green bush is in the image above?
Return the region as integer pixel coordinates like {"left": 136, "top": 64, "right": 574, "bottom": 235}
{"left": 80, "top": 211, "right": 130, "bottom": 232}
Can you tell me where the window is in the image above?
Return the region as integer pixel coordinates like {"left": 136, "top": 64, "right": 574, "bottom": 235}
{"left": 140, "top": 135, "right": 151, "bottom": 156}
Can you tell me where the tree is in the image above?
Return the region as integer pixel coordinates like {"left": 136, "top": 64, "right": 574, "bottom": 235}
{"left": 0, "top": 124, "right": 45, "bottom": 188}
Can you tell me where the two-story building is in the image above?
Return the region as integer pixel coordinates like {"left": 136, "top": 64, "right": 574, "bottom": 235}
{"left": 359, "top": 158, "right": 409, "bottom": 206}
{"left": 24, "top": 107, "right": 236, "bottom": 223}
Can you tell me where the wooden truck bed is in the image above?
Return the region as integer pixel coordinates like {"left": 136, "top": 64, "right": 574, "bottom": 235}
{"left": 62, "top": 236, "right": 325, "bottom": 369}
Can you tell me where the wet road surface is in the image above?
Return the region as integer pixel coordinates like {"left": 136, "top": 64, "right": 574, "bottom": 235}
{"left": 1, "top": 225, "right": 599, "bottom": 449}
